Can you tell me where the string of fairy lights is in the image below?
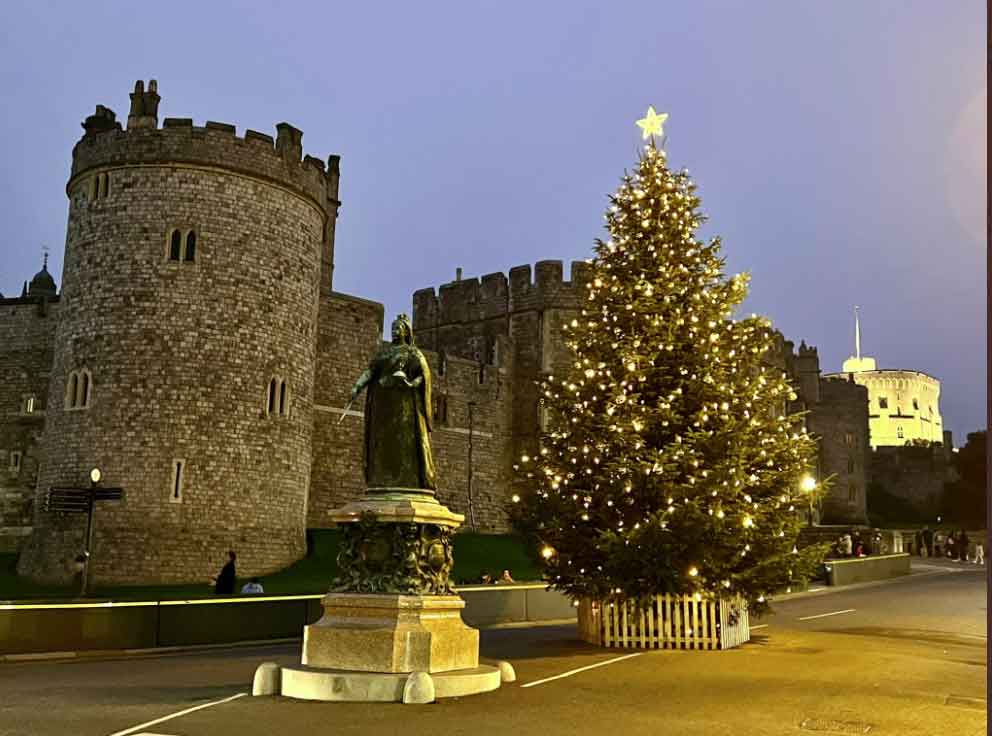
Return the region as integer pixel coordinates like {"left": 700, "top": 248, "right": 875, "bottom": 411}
{"left": 510, "top": 108, "right": 824, "bottom": 613}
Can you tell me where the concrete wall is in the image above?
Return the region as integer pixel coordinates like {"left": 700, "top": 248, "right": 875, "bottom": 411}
{"left": 824, "top": 553, "right": 911, "bottom": 586}
{"left": 0, "top": 585, "right": 575, "bottom": 656}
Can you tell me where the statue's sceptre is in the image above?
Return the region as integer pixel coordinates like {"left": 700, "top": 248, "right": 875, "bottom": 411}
{"left": 338, "top": 370, "right": 408, "bottom": 423}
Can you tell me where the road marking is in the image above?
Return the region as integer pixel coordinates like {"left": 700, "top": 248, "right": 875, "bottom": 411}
{"left": 107, "top": 693, "right": 247, "bottom": 736}
{"left": 797, "top": 608, "right": 856, "bottom": 621}
{"left": 749, "top": 624, "right": 769, "bottom": 630}
{"left": 521, "top": 653, "right": 642, "bottom": 688}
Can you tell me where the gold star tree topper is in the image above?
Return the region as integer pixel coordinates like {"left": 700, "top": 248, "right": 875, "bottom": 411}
{"left": 635, "top": 106, "right": 668, "bottom": 140}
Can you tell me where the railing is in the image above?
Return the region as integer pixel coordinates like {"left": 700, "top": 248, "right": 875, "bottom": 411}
{"left": 578, "top": 594, "right": 750, "bottom": 650}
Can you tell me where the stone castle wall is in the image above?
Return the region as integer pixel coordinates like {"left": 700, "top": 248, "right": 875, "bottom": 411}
{"left": 870, "top": 444, "right": 952, "bottom": 516}
{"left": 16, "top": 87, "right": 337, "bottom": 584}
{"left": 414, "top": 260, "right": 591, "bottom": 469}
{"left": 809, "top": 377, "right": 870, "bottom": 525}
{"left": 0, "top": 296, "right": 58, "bottom": 553}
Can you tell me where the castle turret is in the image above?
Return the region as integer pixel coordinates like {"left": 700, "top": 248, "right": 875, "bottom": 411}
{"left": 18, "top": 80, "right": 342, "bottom": 584}
{"left": 27, "top": 253, "right": 57, "bottom": 299}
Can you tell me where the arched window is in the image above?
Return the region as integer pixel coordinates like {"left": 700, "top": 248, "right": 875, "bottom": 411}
{"left": 279, "top": 380, "right": 288, "bottom": 415}
{"left": 102, "top": 173, "right": 110, "bottom": 198}
{"left": 66, "top": 369, "right": 93, "bottom": 409}
{"left": 169, "top": 230, "right": 182, "bottom": 261}
{"left": 184, "top": 231, "right": 196, "bottom": 262}
{"left": 897, "top": 426, "right": 904, "bottom": 439}
{"left": 81, "top": 371, "right": 90, "bottom": 408}
{"left": 67, "top": 373, "right": 78, "bottom": 409}
{"left": 267, "top": 378, "right": 277, "bottom": 415}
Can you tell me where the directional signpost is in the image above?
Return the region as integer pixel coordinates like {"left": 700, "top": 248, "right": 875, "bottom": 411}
{"left": 44, "top": 468, "right": 123, "bottom": 596}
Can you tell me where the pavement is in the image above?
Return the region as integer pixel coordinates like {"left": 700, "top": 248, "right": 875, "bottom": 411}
{"left": 0, "top": 558, "right": 986, "bottom": 736}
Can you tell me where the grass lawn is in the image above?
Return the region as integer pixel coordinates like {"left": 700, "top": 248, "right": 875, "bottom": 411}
{"left": 0, "top": 530, "right": 543, "bottom": 603}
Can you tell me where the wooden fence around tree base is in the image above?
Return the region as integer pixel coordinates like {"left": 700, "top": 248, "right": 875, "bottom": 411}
{"left": 578, "top": 594, "right": 750, "bottom": 650}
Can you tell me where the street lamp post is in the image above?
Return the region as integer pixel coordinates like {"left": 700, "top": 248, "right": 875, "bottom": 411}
{"left": 800, "top": 474, "right": 817, "bottom": 527}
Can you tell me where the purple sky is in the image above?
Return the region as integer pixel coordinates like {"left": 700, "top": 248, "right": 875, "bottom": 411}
{"left": 0, "top": 1, "right": 984, "bottom": 442}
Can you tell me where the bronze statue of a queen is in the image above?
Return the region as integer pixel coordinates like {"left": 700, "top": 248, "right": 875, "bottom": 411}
{"left": 349, "top": 314, "right": 437, "bottom": 492}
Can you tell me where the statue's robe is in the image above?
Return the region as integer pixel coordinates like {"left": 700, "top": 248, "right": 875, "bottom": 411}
{"left": 363, "top": 342, "right": 437, "bottom": 490}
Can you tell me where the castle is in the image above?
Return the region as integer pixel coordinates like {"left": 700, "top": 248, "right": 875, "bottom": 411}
{"left": 824, "top": 310, "right": 953, "bottom": 516}
{"left": 2, "top": 81, "right": 870, "bottom": 585}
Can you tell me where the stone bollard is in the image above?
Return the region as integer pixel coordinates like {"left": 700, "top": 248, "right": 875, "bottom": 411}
{"left": 498, "top": 661, "right": 516, "bottom": 683}
{"left": 402, "top": 671, "right": 436, "bottom": 704}
{"left": 252, "top": 662, "right": 282, "bottom": 696}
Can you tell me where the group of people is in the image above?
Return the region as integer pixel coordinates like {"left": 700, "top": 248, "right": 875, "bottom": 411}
{"left": 479, "top": 569, "right": 516, "bottom": 585}
{"left": 211, "top": 550, "right": 266, "bottom": 595}
{"left": 831, "top": 532, "right": 874, "bottom": 558}
{"left": 913, "top": 528, "right": 984, "bottom": 564}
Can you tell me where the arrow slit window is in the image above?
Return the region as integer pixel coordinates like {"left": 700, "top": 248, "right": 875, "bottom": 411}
{"left": 266, "top": 377, "right": 289, "bottom": 417}
{"left": 170, "top": 459, "right": 185, "bottom": 503}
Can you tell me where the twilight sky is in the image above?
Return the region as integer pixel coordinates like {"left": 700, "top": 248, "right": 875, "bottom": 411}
{"left": 0, "top": 1, "right": 984, "bottom": 441}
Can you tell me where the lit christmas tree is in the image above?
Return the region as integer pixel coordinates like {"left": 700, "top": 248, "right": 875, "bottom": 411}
{"left": 511, "top": 108, "right": 825, "bottom": 615}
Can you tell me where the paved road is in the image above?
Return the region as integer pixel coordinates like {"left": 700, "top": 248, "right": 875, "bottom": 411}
{"left": 0, "top": 560, "right": 986, "bottom": 736}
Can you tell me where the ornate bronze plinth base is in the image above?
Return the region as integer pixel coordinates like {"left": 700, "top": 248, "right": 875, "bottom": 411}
{"left": 281, "top": 488, "right": 497, "bottom": 701}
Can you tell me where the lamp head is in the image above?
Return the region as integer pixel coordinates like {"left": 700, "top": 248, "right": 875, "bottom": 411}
{"left": 90, "top": 468, "right": 102, "bottom": 484}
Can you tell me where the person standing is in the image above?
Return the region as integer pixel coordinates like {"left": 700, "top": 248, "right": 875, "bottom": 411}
{"left": 958, "top": 530, "right": 970, "bottom": 561}
{"left": 914, "top": 530, "right": 924, "bottom": 556}
{"left": 934, "top": 530, "right": 945, "bottom": 559}
{"left": 213, "top": 550, "right": 237, "bottom": 594}
{"left": 922, "top": 527, "right": 933, "bottom": 558}
{"left": 974, "top": 542, "right": 985, "bottom": 565}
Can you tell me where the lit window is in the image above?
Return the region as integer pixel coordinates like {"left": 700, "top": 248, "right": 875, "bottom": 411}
{"left": 844, "top": 432, "right": 855, "bottom": 448}
{"left": 23, "top": 396, "right": 36, "bottom": 414}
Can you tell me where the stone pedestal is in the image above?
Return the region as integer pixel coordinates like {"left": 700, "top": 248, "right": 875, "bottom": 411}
{"left": 263, "top": 488, "right": 504, "bottom": 703}
{"left": 302, "top": 593, "right": 479, "bottom": 673}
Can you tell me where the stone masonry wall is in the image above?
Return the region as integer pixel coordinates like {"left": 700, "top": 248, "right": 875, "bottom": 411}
{"left": 0, "top": 296, "right": 58, "bottom": 553}
{"left": 414, "top": 260, "right": 591, "bottom": 474}
{"left": 870, "top": 445, "right": 951, "bottom": 516}
{"left": 809, "top": 377, "right": 870, "bottom": 525}
{"left": 17, "top": 105, "right": 331, "bottom": 584}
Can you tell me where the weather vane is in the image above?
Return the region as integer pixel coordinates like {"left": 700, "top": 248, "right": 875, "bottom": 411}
{"left": 635, "top": 106, "right": 668, "bottom": 143}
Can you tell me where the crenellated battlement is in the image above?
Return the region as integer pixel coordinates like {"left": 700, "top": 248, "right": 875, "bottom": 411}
{"left": 69, "top": 80, "right": 341, "bottom": 212}
{"left": 413, "top": 259, "right": 592, "bottom": 330}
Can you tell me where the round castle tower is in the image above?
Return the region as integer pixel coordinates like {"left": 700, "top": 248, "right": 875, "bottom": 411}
{"left": 18, "top": 80, "right": 341, "bottom": 584}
